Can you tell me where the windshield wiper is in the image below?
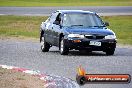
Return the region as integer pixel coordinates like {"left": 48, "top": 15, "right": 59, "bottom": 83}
{"left": 92, "top": 26, "right": 105, "bottom": 27}
{"left": 87, "top": 26, "right": 105, "bottom": 28}
{"left": 71, "top": 25, "right": 83, "bottom": 27}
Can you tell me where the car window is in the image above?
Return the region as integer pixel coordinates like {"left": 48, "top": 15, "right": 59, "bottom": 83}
{"left": 62, "top": 13, "right": 104, "bottom": 27}
{"left": 54, "top": 13, "right": 61, "bottom": 24}
{"left": 49, "top": 12, "right": 59, "bottom": 23}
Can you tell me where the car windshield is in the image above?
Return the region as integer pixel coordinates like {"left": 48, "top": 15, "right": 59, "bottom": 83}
{"left": 62, "top": 13, "right": 104, "bottom": 27}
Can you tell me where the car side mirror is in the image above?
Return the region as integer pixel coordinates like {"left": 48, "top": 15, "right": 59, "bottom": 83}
{"left": 53, "top": 21, "right": 60, "bottom": 25}
{"left": 104, "top": 22, "right": 109, "bottom": 26}
{"left": 53, "top": 21, "right": 62, "bottom": 29}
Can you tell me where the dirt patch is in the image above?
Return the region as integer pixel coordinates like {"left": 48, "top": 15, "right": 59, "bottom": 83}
{"left": 0, "top": 36, "right": 39, "bottom": 42}
{"left": 0, "top": 68, "right": 45, "bottom": 88}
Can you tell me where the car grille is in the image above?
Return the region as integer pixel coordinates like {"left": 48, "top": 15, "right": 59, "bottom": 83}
{"left": 85, "top": 35, "right": 105, "bottom": 39}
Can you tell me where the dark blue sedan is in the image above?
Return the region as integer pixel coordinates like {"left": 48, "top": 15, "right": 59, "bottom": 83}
{"left": 40, "top": 10, "right": 117, "bottom": 55}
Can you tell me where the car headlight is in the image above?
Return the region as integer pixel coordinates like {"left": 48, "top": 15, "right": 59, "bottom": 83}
{"left": 105, "top": 35, "right": 116, "bottom": 39}
{"left": 68, "top": 34, "right": 84, "bottom": 38}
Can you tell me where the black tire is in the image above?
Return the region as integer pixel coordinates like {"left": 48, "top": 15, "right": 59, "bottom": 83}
{"left": 60, "top": 37, "right": 69, "bottom": 55}
{"left": 40, "top": 36, "right": 50, "bottom": 52}
{"left": 106, "top": 48, "right": 115, "bottom": 55}
{"left": 76, "top": 75, "right": 86, "bottom": 85}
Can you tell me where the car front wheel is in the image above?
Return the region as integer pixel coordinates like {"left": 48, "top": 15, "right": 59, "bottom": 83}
{"left": 40, "top": 36, "right": 50, "bottom": 52}
{"left": 60, "top": 38, "right": 69, "bottom": 55}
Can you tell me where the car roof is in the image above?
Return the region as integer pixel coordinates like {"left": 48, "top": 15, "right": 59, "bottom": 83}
{"left": 56, "top": 10, "right": 96, "bottom": 14}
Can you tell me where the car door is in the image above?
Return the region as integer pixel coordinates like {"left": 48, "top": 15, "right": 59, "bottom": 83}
{"left": 45, "top": 12, "right": 59, "bottom": 44}
{"left": 52, "top": 13, "right": 62, "bottom": 46}
{"left": 43, "top": 17, "right": 52, "bottom": 44}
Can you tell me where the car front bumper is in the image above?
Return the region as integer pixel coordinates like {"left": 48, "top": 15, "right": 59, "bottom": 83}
{"left": 64, "top": 38, "right": 117, "bottom": 51}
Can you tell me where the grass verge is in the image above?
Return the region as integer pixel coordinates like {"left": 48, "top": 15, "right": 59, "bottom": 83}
{"left": 0, "top": 15, "right": 132, "bottom": 45}
{"left": 0, "top": 0, "right": 132, "bottom": 6}
{"left": 102, "top": 16, "right": 132, "bottom": 45}
{"left": 0, "top": 16, "right": 47, "bottom": 38}
{"left": 0, "top": 67, "right": 45, "bottom": 88}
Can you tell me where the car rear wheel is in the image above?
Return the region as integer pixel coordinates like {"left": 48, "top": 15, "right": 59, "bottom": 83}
{"left": 106, "top": 48, "right": 115, "bottom": 55}
{"left": 60, "top": 38, "right": 69, "bottom": 55}
{"left": 40, "top": 36, "right": 50, "bottom": 52}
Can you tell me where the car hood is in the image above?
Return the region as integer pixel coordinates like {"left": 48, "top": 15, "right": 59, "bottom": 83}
{"left": 64, "top": 27, "right": 114, "bottom": 35}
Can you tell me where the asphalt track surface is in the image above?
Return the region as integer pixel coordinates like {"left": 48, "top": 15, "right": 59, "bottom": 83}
{"left": 0, "top": 6, "right": 132, "bottom": 88}
{"left": 0, "top": 39, "right": 132, "bottom": 88}
{"left": 0, "top": 6, "right": 132, "bottom": 16}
